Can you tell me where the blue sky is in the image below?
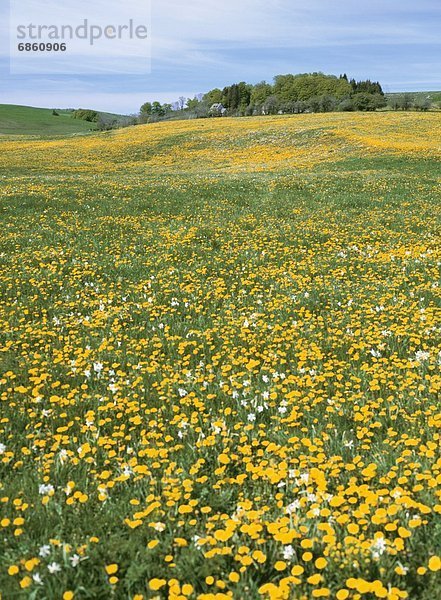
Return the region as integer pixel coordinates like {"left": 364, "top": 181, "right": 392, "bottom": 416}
{"left": 1, "top": 0, "right": 440, "bottom": 114}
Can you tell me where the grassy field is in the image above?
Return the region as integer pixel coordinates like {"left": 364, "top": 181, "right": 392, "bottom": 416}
{"left": 385, "top": 91, "right": 441, "bottom": 105}
{"left": 0, "top": 105, "right": 99, "bottom": 137}
{"left": 0, "top": 105, "right": 131, "bottom": 138}
{"left": 0, "top": 112, "right": 440, "bottom": 599}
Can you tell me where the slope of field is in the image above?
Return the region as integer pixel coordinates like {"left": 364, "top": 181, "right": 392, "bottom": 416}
{"left": 0, "top": 104, "right": 99, "bottom": 137}
{"left": 0, "top": 113, "right": 440, "bottom": 599}
{"left": 386, "top": 91, "right": 441, "bottom": 104}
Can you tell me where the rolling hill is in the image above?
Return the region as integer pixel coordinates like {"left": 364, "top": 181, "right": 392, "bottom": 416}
{"left": 0, "top": 104, "right": 131, "bottom": 137}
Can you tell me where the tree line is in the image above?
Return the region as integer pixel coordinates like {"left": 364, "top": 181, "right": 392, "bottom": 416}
{"left": 139, "top": 73, "right": 395, "bottom": 122}
{"left": 73, "top": 73, "right": 438, "bottom": 131}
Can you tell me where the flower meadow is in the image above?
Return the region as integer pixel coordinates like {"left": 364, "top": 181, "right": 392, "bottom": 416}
{"left": 0, "top": 113, "right": 440, "bottom": 599}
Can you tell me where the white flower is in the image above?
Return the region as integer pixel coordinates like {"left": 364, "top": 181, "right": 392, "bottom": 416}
{"left": 178, "top": 388, "right": 188, "bottom": 397}
{"left": 70, "top": 554, "right": 81, "bottom": 567}
{"left": 370, "top": 348, "right": 381, "bottom": 358}
{"left": 0, "top": 443, "right": 6, "bottom": 454}
{"left": 286, "top": 500, "right": 300, "bottom": 514}
{"left": 415, "top": 350, "right": 430, "bottom": 363}
{"left": 371, "top": 536, "right": 387, "bottom": 558}
{"left": 47, "top": 562, "right": 61, "bottom": 574}
{"left": 283, "top": 545, "right": 295, "bottom": 560}
{"left": 247, "top": 413, "right": 256, "bottom": 422}
{"left": 39, "top": 484, "right": 54, "bottom": 495}
{"left": 262, "top": 375, "right": 269, "bottom": 383}
{"left": 93, "top": 362, "right": 103, "bottom": 374}
{"left": 39, "top": 545, "right": 51, "bottom": 557}
{"left": 33, "top": 573, "right": 43, "bottom": 585}
{"left": 58, "top": 449, "right": 68, "bottom": 462}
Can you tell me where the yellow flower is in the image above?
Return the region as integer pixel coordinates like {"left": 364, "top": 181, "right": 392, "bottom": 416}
{"left": 105, "top": 564, "right": 118, "bottom": 575}
{"left": 19, "top": 576, "right": 32, "bottom": 589}
{"left": 428, "top": 556, "right": 441, "bottom": 572}
{"left": 149, "top": 579, "right": 167, "bottom": 591}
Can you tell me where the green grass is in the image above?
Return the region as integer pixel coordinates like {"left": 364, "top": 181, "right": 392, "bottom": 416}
{"left": 0, "top": 104, "right": 97, "bottom": 137}
{"left": 0, "top": 105, "right": 131, "bottom": 138}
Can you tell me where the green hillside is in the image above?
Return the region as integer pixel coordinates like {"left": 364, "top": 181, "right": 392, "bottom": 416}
{"left": 0, "top": 104, "right": 97, "bottom": 137}
{"left": 0, "top": 104, "right": 134, "bottom": 138}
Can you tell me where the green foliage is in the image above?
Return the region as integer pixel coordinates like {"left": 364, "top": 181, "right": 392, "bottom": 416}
{"left": 140, "top": 102, "right": 152, "bottom": 116}
{"left": 274, "top": 72, "right": 352, "bottom": 103}
{"left": 221, "top": 82, "right": 252, "bottom": 113}
{"left": 72, "top": 109, "right": 99, "bottom": 122}
{"left": 350, "top": 78, "right": 384, "bottom": 95}
{"left": 250, "top": 81, "right": 273, "bottom": 108}
{"left": 203, "top": 88, "right": 223, "bottom": 105}
{"left": 352, "top": 93, "right": 387, "bottom": 111}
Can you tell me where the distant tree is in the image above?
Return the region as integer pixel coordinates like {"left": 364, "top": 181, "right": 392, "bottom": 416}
{"left": 139, "top": 102, "right": 153, "bottom": 123}
{"left": 352, "top": 92, "right": 386, "bottom": 111}
{"left": 307, "top": 96, "right": 322, "bottom": 113}
{"left": 178, "top": 96, "right": 186, "bottom": 111}
{"left": 338, "top": 98, "right": 355, "bottom": 112}
{"left": 250, "top": 81, "right": 273, "bottom": 114}
{"left": 350, "top": 79, "right": 384, "bottom": 96}
{"left": 263, "top": 95, "right": 279, "bottom": 115}
{"left": 52, "top": 109, "right": 59, "bottom": 116}
{"left": 401, "top": 93, "right": 413, "bottom": 110}
{"left": 274, "top": 73, "right": 351, "bottom": 104}
{"left": 186, "top": 96, "right": 201, "bottom": 111}
{"left": 389, "top": 96, "right": 402, "bottom": 111}
{"left": 414, "top": 97, "right": 431, "bottom": 111}
{"left": 320, "top": 95, "right": 337, "bottom": 112}
{"left": 203, "top": 88, "right": 223, "bottom": 105}
{"left": 73, "top": 109, "right": 98, "bottom": 122}
{"left": 140, "top": 102, "right": 152, "bottom": 116}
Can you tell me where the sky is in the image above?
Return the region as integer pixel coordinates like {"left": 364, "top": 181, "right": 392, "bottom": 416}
{"left": 0, "top": 0, "right": 440, "bottom": 114}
